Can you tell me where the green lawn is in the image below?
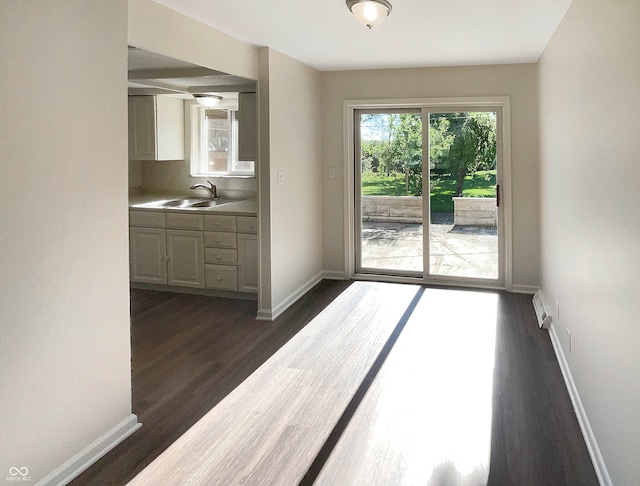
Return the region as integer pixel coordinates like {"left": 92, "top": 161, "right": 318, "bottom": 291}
{"left": 361, "top": 170, "right": 496, "bottom": 213}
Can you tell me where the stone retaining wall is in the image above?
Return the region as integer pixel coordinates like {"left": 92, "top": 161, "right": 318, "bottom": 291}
{"left": 453, "top": 197, "right": 497, "bottom": 226}
{"left": 362, "top": 196, "right": 423, "bottom": 223}
{"left": 362, "top": 195, "right": 496, "bottom": 226}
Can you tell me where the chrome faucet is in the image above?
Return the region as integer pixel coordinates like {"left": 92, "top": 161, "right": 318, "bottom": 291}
{"left": 190, "top": 180, "right": 218, "bottom": 199}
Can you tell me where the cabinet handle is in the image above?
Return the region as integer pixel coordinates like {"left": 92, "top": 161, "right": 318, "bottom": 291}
{"left": 216, "top": 255, "right": 221, "bottom": 260}
{"left": 216, "top": 276, "right": 222, "bottom": 281}
{"left": 215, "top": 239, "right": 221, "bottom": 243}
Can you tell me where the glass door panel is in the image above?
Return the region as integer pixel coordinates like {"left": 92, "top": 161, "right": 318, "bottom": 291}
{"left": 356, "top": 110, "right": 423, "bottom": 275}
{"left": 427, "top": 112, "right": 499, "bottom": 280}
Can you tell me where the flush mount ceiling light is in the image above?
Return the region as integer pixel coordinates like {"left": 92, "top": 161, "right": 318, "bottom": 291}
{"left": 346, "top": 0, "right": 392, "bottom": 29}
{"left": 193, "top": 94, "right": 223, "bottom": 107}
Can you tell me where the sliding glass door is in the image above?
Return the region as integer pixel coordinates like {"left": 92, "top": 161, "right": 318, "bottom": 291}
{"left": 355, "top": 106, "right": 503, "bottom": 285}
{"left": 355, "top": 109, "right": 424, "bottom": 276}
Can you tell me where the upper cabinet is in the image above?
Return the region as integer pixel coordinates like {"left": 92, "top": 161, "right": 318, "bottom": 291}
{"left": 237, "top": 92, "right": 257, "bottom": 162}
{"left": 128, "top": 95, "right": 184, "bottom": 161}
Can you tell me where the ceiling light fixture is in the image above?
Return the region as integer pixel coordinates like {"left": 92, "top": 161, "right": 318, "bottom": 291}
{"left": 193, "top": 94, "right": 223, "bottom": 107}
{"left": 346, "top": 0, "right": 392, "bottom": 29}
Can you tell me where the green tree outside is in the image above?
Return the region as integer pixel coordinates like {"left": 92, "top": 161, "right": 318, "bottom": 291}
{"left": 360, "top": 111, "right": 496, "bottom": 201}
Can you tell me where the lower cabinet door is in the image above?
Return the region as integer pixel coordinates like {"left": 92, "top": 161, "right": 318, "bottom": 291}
{"left": 130, "top": 227, "right": 167, "bottom": 284}
{"left": 237, "top": 233, "right": 258, "bottom": 293}
{"left": 205, "top": 264, "right": 238, "bottom": 291}
{"left": 166, "top": 230, "right": 204, "bottom": 288}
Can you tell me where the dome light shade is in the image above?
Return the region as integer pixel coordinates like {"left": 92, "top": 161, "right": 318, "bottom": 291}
{"left": 346, "top": 0, "right": 392, "bottom": 29}
{"left": 193, "top": 94, "right": 223, "bottom": 107}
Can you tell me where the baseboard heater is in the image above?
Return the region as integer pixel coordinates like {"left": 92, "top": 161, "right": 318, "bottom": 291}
{"left": 533, "top": 290, "right": 552, "bottom": 329}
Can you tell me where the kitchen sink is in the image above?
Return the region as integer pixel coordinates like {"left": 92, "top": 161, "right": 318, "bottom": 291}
{"left": 136, "top": 198, "right": 207, "bottom": 208}
{"left": 188, "top": 198, "right": 232, "bottom": 208}
{"left": 161, "top": 198, "right": 208, "bottom": 207}
{"left": 134, "top": 197, "right": 233, "bottom": 210}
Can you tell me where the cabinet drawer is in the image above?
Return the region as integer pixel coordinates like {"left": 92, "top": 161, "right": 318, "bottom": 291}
{"left": 205, "top": 264, "right": 238, "bottom": 291}
{"left": 205, "top": 248, "right": 237, "bottom": 265}
{"left": 204, "top": 231, "right": 237, "bottom": 249}
{"left": 129, "top": 210, "right": 165, "bottom": 228}
{"left": 204, "top": 215, "right": 236, "bottom": 232}
{"left": 236, "top": 216, "right": 258, "bottom": 234}
{"left": 166, "top": 213, "right": 204, "bottom": 230}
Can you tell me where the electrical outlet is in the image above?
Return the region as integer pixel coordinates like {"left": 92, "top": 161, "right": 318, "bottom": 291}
{"left": 566, "top": 328, "right": 572, "bottom": 352}
{"left": 277, "top": 170, "right": 285, "bottom": 185}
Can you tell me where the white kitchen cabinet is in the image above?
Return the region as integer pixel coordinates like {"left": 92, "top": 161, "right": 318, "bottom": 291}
{"left": 130, "top": 227, "right": 167, "bottom": 285}
{"left": 166, "top": 212, "right": 203, "bottom": 230}
{"left": 205, "top": 264, "right": 238, "bottom": 291}
{"left": 204, "top": 214, "right": 236, "bottom": 233}
{"left": 236, "top": 215, "right": 258, "bottom": 234}
{"left": 237, "top": 92, "right": 257, "bottom": 162}
{"left": 130, "top": 211, "right": 203, "bottom": 288}
{"left": 130, "top": 208, "right": 257, "bottom": 295}
{"left": 204, "top": 247, "right": 237, "bottom": 265}
{"left": 167, "top": 230, "right": 204, "bottom": 288}
{"left": 236, "top": 216, "right": 258, "bottom": 294}
{"left": 128, "top": 95, "right": 184, "bottom": 161}
{"left": 204, "top": 216, "right": 238, "bottom": 291}
{"left": 237, "top": 233, "right": 258, "bottom": 293}
{"left": 129, "top": 210, "right": 165, "bottom": 228}
{"left": 204, "top": 231, "right": 236, "bottom": 249}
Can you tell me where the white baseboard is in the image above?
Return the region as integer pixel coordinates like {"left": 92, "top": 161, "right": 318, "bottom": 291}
{"left": 255, "top": 272, "right": 325, "bottom": 322}
{"left": 322, "top": 270, "right": 346, "bottom": 280}
{"left": 548, "top": 325, "right": 612, "bottom": 486}
{"left": 36, "top": 414, "right": 141, "bottom": 486}
{"left": 255, "top": 309, "right": 272, "bottom": 321}
{"left": 510, "top": 284, "right": 538, "bottom": 294}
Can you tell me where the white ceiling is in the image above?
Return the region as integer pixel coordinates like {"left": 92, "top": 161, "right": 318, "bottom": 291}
{"left": 152, "top": 0, "right": 573, "bottom": 71}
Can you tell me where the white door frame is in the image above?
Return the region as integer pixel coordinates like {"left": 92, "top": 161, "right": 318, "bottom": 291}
{"left": 343, "top": 97, "right": 513, "bottom": 291}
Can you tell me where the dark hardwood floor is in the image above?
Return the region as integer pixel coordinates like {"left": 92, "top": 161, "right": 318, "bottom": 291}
{"left": 71, "top": 281, "right": 598, "bottom": 485}
{"left": 488, "top": 291, "right": 597, "bottom": 485}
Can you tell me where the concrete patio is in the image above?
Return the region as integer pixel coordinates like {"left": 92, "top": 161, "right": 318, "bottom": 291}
{"left": 360, "top": 217, "right": 498, "bottom": 279}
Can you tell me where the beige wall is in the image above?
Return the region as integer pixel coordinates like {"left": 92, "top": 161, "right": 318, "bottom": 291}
{"left": 258, "top": 48, "right": 324, "bottom": 317}
{"left": 129, "top": 159, "right": 143, "bottom": 188}
{"left": 139, "top": 159, "right": 258, "bottom": 199}
{"left": 321, "top": 64, "right": 540, "bottom": 290}
{"left": 257, "top": 48, "right": 273, "bottom": 313}
{"left": 0, "top": 1, "right": 134, "bottom": 483}
{"left": 538, "top": 0, "right": 640, "bottom": 484}
{"left": 128, "top": 0, "right": 258, "bottom": 81}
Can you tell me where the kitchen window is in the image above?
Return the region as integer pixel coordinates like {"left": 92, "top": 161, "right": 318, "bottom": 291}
{"left": 188, "top": 100, "right": 255, "bottom": 177}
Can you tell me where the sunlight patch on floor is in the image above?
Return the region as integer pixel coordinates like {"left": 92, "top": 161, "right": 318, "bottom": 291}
{"left": 317, "top": 287, "right": 499, "bottom": 485}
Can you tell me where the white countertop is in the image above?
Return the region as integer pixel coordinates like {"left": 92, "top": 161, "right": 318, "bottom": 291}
{"left": 129, "top": 194, "right": 257, "bottom": 216}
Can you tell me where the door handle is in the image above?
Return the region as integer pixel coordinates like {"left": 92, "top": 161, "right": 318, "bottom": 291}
{"left": 496, "top": 184, "right": 500, "bottom": 208}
